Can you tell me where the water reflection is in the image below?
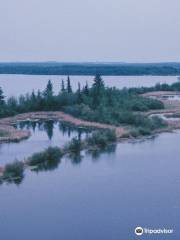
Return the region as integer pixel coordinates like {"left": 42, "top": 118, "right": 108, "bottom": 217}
{"left": 17, "top": 120, "right": 90, "bottom": 141}
{"left": 0, "top": 121, "right": 91, "bottom": 167}
{"left": 0, "top": 120, "right": 118, "bottom": 185}
{"left": 69, "top": 152, "right": 83, "bottom": 165}
{"left": 0, "top": 174, "right": 24, "bottom": 186}
{"left": 30, "top": 143, "right": 116, "bottom": 177}
{"left": 87, "top": 144, "right": 117, "bottom": 160}
{"left": 0, "top": 141, "right": 117, "bottom": 185}
{"left": 31, "top": 157, "right": 61, "bottom": 173}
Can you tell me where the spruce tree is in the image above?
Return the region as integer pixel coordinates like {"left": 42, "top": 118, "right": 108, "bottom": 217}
{"left": 30, "top": 90, "right": 36, "bottom": 110}
{"left": 93, "top": 74, "right": 104, "bottom": 91}
{"left": 31, "top": 90, "right": 36, "bottom": 102}
{"left": 77, "top": 82, "right": 83, "bottom": 104}
{"left": 83, "top": 82, "right": 89, "bottom": 96}
{"left": 92, "top": 74, "right": 104, "bottom": 108}
{"left": 67, "top": 76, "right": 72, "bottom": 93}
{"left": 61, "top": 79, "right": 65, "bottom": 92}
{"left": 43, "top": 80, "right": 53, "bottom": 98}
{"left": 0, "top": 87, "right": 5, "bottom": 105}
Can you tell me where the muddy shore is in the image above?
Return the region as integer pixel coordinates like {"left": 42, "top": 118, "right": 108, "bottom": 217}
{"left": 0, "top": 111, "right": 127, "bottom": 142}
{"left": 1, "top": 101, "right": 180, "bottom": 143}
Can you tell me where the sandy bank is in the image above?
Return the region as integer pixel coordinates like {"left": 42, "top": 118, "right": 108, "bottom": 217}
{"left": 0, "top": 124, "right": 30, "bottom": 143}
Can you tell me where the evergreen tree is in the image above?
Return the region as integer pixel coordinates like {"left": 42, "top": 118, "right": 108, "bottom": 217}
{"left": 93, "top": 74, "right": 104, "bottom": 91}
{"left": 0, "top": 87, "right": 5, "bottom": 105}
{"left": 36, "top": 90, "right": 43, "bottom": 109}
{"left": 67, "top": 76, "right": 72, "bottom": 93}
{"left": 61, "top": 79, "right": 65, "bottom": 92}
{"left": 30, "top": 90, "right": 36, "bottom": 102}
{"left": 43, "top": 80, "right": 53, "bottom": 98}
{"left": 29, "top": 90, "right": 36, "bottom": 110}
{"left": 92, "top": 74, "right": 104, "bottom": 108}
{"left": 37, "top": 90, "right": 41, "bottom": 99}
{"left": 77, "top": 82, "right": 83, "bottom": 104}
{"left": 83, "top": 82, "right": 89, "bottom": 96}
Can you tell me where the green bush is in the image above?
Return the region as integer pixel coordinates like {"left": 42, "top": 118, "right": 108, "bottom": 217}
{"left": 87, "top": 129, "right": 116, "bottom": 148}
{"left": 28, "top": 147, "right": 63, "bottom": 167}
{"left": 138, "top": 127, "right": 151, "bottom": 136}
{"left": 130, "top": 129, "right": 141, "bottom": 138}
{"left": 3, "top": 161, "right": 24, "bottom": 181}
{"left": 149, "top": 116, "right": 167, "bottom": 130}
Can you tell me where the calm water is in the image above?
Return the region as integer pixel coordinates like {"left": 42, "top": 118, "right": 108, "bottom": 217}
{"left": 0, "top": 131, "right": 179, "bottom": 239}
{"left": 0, "top": 121, "right": 90, "bottom": 166}
{"left": 0, "top": 74, "right": 178, "bottom": 97}
{"left": 0, "top": 75, "right": 179, "bottom": 239}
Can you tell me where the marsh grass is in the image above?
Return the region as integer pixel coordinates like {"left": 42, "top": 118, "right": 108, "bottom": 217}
{"left": 2, "top": 161, "right": 24, "bottom": 184}
{"left": 28, "top": 147, "right": 63, "bottom": 166}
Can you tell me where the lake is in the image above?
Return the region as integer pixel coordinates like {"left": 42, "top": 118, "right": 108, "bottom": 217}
{"left": 0, "top": 75, "right": 179, "bottom": 239}
{"left": 0, "top": 130, "right": 179, "bottom": 239}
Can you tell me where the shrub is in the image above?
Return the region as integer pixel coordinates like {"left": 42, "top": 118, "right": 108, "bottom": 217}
{"left": 87, "top": 129, "right": 116, "bottom": 148}
{"left": 130, "top": 129, "right": 141, "bottom": 138}
{"left": 138, "top": 127, "right": 151, "bottom": 136}
{"left": 3, "top": 161, "right": 24, "bottom": 183}
{"left": 28, "top": 147, "right": 63, "bottom": 166}
{"left": 150, "top": 116, "right": 167, "bottom": 130}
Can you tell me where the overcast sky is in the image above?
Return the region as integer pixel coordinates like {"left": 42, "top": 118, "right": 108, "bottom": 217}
{"left": 0, "top": 0, "right": 180, "bottom": 62}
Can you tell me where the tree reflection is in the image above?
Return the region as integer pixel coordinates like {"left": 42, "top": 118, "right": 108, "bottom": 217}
{"left": 87, "top": 144, "right": 117, "bottom": 160}
{"left": 2, "top": 122, "right": 117, "bottom": 185}
{"left": 31, "top": 157, "right": 61, "bottom": 173}
{"left": 0, "top": 161, "right": 25, "bottom": 186}
{"left": 43, "top": 121, "right": 54, "bottom": 140}
{"left": 69, "top": 152, "right": 83, "bottom": 165}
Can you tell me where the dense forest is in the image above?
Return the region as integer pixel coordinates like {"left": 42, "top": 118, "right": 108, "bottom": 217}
{"left": 1, "top": 62, "right": 180, "bottom": 75}
{"left": 0, "top": 75, "right": 168, "bottom": 136}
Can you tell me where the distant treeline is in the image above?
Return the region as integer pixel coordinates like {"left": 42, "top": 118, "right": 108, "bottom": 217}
{"left": 1, "top": 62, "right": 180, "bottom": 75}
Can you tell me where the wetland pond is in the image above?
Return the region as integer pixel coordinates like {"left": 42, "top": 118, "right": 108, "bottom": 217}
{"left": 0, "top": 121, "right": 90, "bottom": 166}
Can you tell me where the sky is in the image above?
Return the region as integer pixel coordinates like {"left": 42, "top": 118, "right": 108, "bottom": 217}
{"left": 1, "top": 0, "right": 180, "bottom": 62}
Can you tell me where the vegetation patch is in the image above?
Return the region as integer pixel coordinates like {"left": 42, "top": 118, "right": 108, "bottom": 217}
{"left": 87, "top": 129, "right": 116, "bottom": 148}
{"left": 27, "top": 147, "right": 63, "bottom": 172}
{"left": 127, "top": 81, "right": 180, "bottom": 94}
{"left": 0, "top": 161, "right": 24, "bottom": 185}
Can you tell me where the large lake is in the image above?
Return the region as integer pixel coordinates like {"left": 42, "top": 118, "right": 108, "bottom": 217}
{"left": 0, "top": 75, "right": 179, "bottom": 239}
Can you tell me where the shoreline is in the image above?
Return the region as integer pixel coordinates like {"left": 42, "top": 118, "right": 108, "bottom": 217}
{"left": 0, "top": 111, "right": 127, "bottom": 143}
{"left": 1, "top": 108, "right": 180, "bottom": 143}
{"left": 0, "top": 108, "right": 180, "bottom": 179}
